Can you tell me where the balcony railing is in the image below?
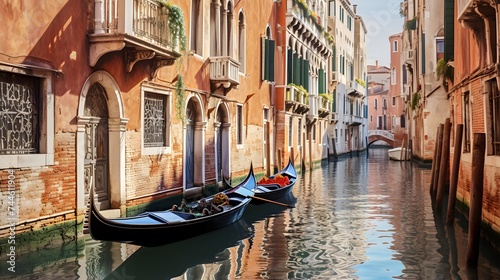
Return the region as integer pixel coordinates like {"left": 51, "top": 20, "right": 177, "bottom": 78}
{"left": 285, "top": 85, "right": 309, "bottom": 105}
{"left": 209, "top": 56, "right": 240, "bottom": 89}
{"left": 89, "top": 0, "right": 181, "bottom": 68}
{"left": 285, "top": 85, "right": 310, "bottom": 114}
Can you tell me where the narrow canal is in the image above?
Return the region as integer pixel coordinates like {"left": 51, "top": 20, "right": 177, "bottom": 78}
{"left": 2, "top": 148, "right": 500, "bottom": 279}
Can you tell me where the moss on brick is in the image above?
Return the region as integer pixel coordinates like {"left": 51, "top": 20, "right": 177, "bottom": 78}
{"left": 0, "top": 220, "right": 80, "bottom": 256}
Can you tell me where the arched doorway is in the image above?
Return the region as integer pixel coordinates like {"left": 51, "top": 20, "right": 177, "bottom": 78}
{"left": 215, "top": 102, "right": 230, "bottom": 182}
{"left": 77, "top": 71, "right": 127, "bottom": 219}
{"left": 184, "top": 96, "right": 205, "bottom": 189}
{"left": 83, "top": 84, "right": 110, "bottom": 209}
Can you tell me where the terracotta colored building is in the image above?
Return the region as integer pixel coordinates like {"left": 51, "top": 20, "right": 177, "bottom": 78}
{"left": 0, "top": 0, "right": 279, "bottom": 250}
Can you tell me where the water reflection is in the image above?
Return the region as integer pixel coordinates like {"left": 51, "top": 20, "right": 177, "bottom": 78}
{"left": 2, "top": 148, "right": 500, "bottom": 279}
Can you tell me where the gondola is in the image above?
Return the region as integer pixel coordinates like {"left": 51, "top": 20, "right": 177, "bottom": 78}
{"left": 89, "top": 166, "right": 256, "bottom": 247}
{"left": 224, "top": 160, "right": 297, "bottom": 204}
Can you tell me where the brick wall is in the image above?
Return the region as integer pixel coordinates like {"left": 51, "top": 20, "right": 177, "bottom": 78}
{"left": 124, "top": 131, "right": 183, "bottom": 205}
{"left": 0, "top": 131, "right": 77, "bottom": 238}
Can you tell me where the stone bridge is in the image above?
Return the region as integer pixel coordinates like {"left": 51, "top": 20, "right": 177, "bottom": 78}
{"left": 367, "top": 130, "right": 395, "bottom": 147}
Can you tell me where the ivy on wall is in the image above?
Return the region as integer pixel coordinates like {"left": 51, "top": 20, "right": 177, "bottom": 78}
{"left": 158, "top": 0, "right": 187, "bottom": 52}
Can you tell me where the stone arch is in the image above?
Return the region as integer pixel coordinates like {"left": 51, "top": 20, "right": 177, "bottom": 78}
{"left": 184, "top": 93, "right": 206, "bottom": 190}
{"left": 214, "top": 101, "right": 231, "bottom": 182}
{"left": 77, "top": 70, "right": 128, "bottom": 217}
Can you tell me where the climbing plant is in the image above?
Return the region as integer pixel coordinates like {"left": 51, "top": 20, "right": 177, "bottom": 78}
{"left": 436, "top": 58, "right": 454, "bottom": 92}
{"left": 174, "top": 74, "right": 185, "bottom": 121}
{"left": 410, "top": 90, "right": 420, "bottom": 111}
{"left": 158, "top": 0, "right": 187, "bottom": 52}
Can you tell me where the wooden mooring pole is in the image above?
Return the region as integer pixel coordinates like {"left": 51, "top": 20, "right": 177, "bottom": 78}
{"left": 429, "top": 126, "right": 441, "bottom": 194}
{"left": 436, "top": 118, "right": 451, "bottom": 212}
{"left": 431, "top": 124, "right": 444, "bottom": 200}
{"left": 466, "top": 133, "right": 486, "bottom": 268}
{"left": 446, "top": 124, "right": 463, "bottom": 225}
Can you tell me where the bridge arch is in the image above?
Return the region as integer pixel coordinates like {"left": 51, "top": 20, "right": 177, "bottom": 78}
{"left": 367, "top": 130, "right": 395, "bottom": 148}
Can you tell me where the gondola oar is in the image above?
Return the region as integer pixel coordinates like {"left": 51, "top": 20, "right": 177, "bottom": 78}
{"left": 249, "top": 195, "right": 294, "bottom": 208}
{"left": 233, "top": 186, "right": 294, "bottom": 208}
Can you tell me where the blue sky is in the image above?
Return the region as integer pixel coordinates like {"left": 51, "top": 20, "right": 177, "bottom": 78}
{"left": 352, "top": 0, "right": 404, "bottom": 67}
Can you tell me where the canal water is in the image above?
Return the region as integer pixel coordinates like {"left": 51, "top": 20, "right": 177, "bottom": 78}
{"left": 2, "top": 148, "right": 500, "bottom": 279}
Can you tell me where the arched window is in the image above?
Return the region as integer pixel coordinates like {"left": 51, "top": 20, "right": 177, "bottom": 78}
{"left": 238, "top": 11, "right": 246, "bottom": 72}
{"left": 190, "top": 0, "right": 202, "bottom": 55}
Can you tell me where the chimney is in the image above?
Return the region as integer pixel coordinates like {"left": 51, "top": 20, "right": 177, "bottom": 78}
{"left": 376, "top": 60, "right": 379, "bottom": 69}
{"left": 353, "top": 5, "right": 357, "bottom": 14}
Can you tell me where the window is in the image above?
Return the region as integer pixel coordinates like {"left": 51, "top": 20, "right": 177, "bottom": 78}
{"left": 142, "top": 87, "right": 171, "bottom": 154}
{"left": 401, "top": 115, "right": 406, "bottom": 128}
{"left": 312, "top": 124, "right": 316, "bottom": 142}
{"left": 329, "top": 0, "right": 336, "bottom": 17}
{"left": 288, "top": 116, "right": 293, "bottom": 147}
{"left": 393, "top": 40, "right": 398, "bottom": 52}
{"left": 377, "top": 116, "right": 382, "bottom": 129}
{"left": 392, "top": 96, "right": 396, "bottom": 106}
{"left": 487, "top": 80, "right": 500, "bottom": 155}
{"left": 298, "top": 118, "right": 302, "bottom": 146}
{"left": 0, "top": 69, "right": 54, "bottom": 168}
{"left": 262, "top": 26, "right": 275, "bottom": 82}
{"left": 463, "top": 91, "right": 471, "bottom": 153}
{"left": 0, "top": 72, "right": 39, "bottom": 155}
{"left": 238, "top": 12, "right": 246, "bottom": 72}
{"left": 374, "top": 98, "right": 378, "bottom": 109}
{"left": 190, "top": 0, "right": 202, "bottom": 54}
{"left": 436, "top": 38, "right": 444, "bottom": 62}
{"left": 237, "top": 104, "right": 243, "bottom": 145}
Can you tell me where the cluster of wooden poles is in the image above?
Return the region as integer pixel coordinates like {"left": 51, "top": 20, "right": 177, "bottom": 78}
{"left": 429, "top": 118, "right": 486, "bottom": 268}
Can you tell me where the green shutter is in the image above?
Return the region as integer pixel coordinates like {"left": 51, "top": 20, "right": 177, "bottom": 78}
{"left": 269, "top": 40, "right": 275, "bottom": 82}
{"left": 332, "top": 89, "right": 337, "bottom": 112}
{"left": 332, "top": 46, "right": 337, "bottom": 71}
{"left": 421, "top": 32, "right": 426, "bottom": 74}
{"left": 261, "top": 37, "right": 265, "bottom": 80}
{"left": 444, "top": 0, "right": 454, "bottom": 61}
{"left": 294, "top": 54, "right": 300, "bottom": 85}
{"left": 287, "top": 49, "right": 293, "bottom": 84}
{"left": 318, "top": 69, "right": 324, "bottom": 93}
{"left": 303, "top": 59, "right": 309, "bottom": 91}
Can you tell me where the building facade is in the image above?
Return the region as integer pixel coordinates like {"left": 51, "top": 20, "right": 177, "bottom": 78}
{"left": 327, "top": 0, "right": 368, "bottom": 156}
{"left": 0, "top": 0, "right": 279, "bottom": 250}
{"left": 400, "top": 0, "right": 500, "bottom": 247}
{"left": 0, "top": 0, "right": 369, "bottom": 251}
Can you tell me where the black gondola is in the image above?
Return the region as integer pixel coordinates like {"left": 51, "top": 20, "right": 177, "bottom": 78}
{"left": 89, "top": 166, "right": 256, "bottom": 247}
{"left": 224, "top": 160, "right": 297, "bottom": 204}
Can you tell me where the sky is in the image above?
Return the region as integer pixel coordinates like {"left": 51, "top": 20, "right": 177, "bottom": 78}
{"left": 352, "top": 0, "right": 404, "bottom": 67}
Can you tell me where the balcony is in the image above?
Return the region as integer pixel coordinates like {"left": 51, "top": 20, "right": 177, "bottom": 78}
{"left": 345, "top": 115, "right": 363, "bottom": 126}
{"left": 89, "top": 0, "right": 182, "bottom": 76}
{"left": 285, "top": 85, "right": 310, "bottom": 114}
{"left": 347, "top": 81, "right": 365, "bottom": 98}
{"left": 318, "top": 95, "right": 331, "bottom": 118}
{"left": 209, "top": 56, "right": 240, "bottom": 93}
{"left": 286, "top": 0, "right": 332, "bottom": 51}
